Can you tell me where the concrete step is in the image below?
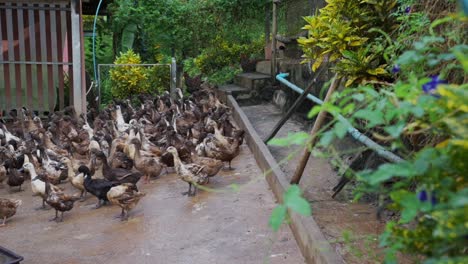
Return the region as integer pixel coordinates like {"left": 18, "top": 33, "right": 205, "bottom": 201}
{"left": 234, "top": 72, "right": 271, "bottom": 90}
{"left": 218, "top": 84, "right": 251, "bottom": 99}
{"left": 256, "top": 60, "right": 271, "bottom": 75}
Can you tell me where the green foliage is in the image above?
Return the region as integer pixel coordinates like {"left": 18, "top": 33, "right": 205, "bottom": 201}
{"left": 298, "top": 0, "right": 398, "bottom": 86}
{"left": 275, "top": 2, "right": 468, "bottom": 262}
{"left": 186, "top": 35, "right": 263, "bottom": 85}
{"left": 268, "top": 132, "right": 310, "bottom": 147}
{"left": 109, "top": 50, "right": 168, "bottom": 99}
{"left": 269, "top": 185, "right": 311, "bottom": 231}
{"left": 109, "top": 0, "right": 267, "bottom": 60}
{"left": 205, "top": 66, "right": 242, "bottom": 86}
{"left": 194, "top": 36, "right": 263, "bottom": 76}
{"left": 183, "top": 58, "right": 201, "bottom": 78}
{"left": 83, "top": 16, "right": 114, "bottom": 77}
{"left": 312, "top": 13, "right": 468, "bottom": 262}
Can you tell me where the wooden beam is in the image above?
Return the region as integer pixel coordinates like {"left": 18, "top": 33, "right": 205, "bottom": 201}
{"left": 290, "top": 74, "right": 342, "bottom": 185}
{"left": 70, "top": 0, "right": 84, "bottom": 115}
{"left": 271, "top": 0, "right": 279, "bottom": 82}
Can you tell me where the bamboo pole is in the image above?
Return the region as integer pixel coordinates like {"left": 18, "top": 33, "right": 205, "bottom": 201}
{"left": 264, "top": 66, "right": 326, "bottom": 143}
{"left": 290, "top": 74, "right": 342, "bottom": 185}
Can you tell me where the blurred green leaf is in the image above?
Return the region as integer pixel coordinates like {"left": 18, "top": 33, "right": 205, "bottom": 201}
{"left": 269, "top": 205, "right": 287, "bottom": 231}
{"left": 268, "top": 132, "right": 310, "bottom": 147}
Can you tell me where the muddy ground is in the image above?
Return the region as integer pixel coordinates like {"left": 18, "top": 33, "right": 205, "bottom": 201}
{"left": 242, "top": 103, "right": 386, "bottom": 264}
{"left": 0, "top": 145, "right": 305, "bottom": 264}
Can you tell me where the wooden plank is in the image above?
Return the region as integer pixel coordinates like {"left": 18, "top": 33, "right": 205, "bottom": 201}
{"left": 50, "top": 4, "right": 59, "bottom": 111}
{"left": 67, "top": 2, "right": 73, "bottom": 107}
{"left": 70, "top": 0, "right": 83, "bottom": 115}
{"left": 0, "top": 7, "right": 5, "bottom": 113}
{"left": 45, "top": 7, "right": 55, "bottom": 112}
{"left": 39, "top": 3, "right": 49, "bottom": 113}
{"left": 57, "top": 3, "right": 66, "bottom": 109}
{"left": 29, "top": 6, "right": 40, "bottom": 111}
{"left": 5, "top": 5, "right": 14, "bottom": 111}
{"left": 36, "top": 6, "right": 44, "bottom": 112}
{"left": 12, "top": 6, "right": 22, "bottom": 109}
{"left": 24, "top": 5, "right": 34, "bottom": 108}
{"left": 218, "top": 91, "right": 345, "bottom": 264}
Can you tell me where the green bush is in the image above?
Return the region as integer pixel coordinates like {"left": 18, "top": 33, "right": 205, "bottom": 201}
{"left": 306, "top": 13, "right": 468, "bottom": 263}
{"left": 187, "top": 35, "right": 263, "bottom": 85}
{"left": 298, "top": 0, "right": 398, "bottom": 87}
{"left": 109, "top": 50, "right": 169, "bottom": 99}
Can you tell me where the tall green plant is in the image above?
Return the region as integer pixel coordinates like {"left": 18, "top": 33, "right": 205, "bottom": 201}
{"left": 298, "top": 0, "right": 398, "bottom": 86}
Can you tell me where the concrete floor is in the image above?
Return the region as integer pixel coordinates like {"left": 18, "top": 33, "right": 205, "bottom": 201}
{"left": 242, "top": 103, "right": 386, "bottom": 263}
{"left": 0, "top": 145, "right": 305, "bottom": 264}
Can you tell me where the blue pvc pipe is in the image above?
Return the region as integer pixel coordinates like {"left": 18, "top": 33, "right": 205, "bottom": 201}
{"left": 276, "top": 73, "right": 404, "bottom": 163}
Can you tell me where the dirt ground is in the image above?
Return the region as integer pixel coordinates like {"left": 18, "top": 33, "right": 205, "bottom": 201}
{"left": 0, "top": 145, "right": 305, "bottom": 264}
{"left": 242, "top": 103, "right": 386, "bottom": 263}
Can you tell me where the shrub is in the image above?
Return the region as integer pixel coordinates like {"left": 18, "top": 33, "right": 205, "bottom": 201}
{"left": 110, "top": 50, "right": 149, "bottom": 98}
{"left": 188, "top": 35, "right": 263, "bottom": 85}
{"left": 109, "top": 50, "right": 170, "bottom": 99}
{"left": 298, "top": 0, "right": 398, "bottom": 86}
{"left": 306, "top": 13, "right": 468, "bottom": 263}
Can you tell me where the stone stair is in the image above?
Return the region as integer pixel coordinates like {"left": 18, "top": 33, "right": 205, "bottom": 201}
{"left": 218, "top": 70, "right": 271, "bottom": 100}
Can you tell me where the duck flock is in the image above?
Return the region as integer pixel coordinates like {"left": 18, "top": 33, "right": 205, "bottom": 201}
{"left": 0, "top": 88, "right": 244, "bottom": 225}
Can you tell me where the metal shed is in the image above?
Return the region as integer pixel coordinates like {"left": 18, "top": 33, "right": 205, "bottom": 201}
{"left": 0, "top": 0, "right": 87, "bottom": 116}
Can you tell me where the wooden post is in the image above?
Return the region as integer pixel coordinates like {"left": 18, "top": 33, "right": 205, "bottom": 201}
{"left": 170, "top": 57, "right": 177, "bottom": 98}
{"left": 70, "top": 0, "right": 84, "bottom": 115}
{"left": 271, "top": 0, "right": 279, "bottom": 82}
{"left": 264, "top": 67, "right": 326, "bottom": 143}
{"left": 265, "top": 1, "right": 271, "bottom": 49}
{"left": 290, "top": 74, "right": 342, "bottom": 185}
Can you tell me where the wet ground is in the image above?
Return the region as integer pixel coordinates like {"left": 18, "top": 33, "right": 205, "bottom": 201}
{"left": 0, "top": 145, "right": 305, "bottom": 264}
{"left": 242, "top": 103, "right": 386, "bottom": 263}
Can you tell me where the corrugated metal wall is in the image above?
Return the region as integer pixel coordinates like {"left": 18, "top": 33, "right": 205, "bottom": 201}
{"left": 0, "top": 1, "right": 73, "bottom": 114}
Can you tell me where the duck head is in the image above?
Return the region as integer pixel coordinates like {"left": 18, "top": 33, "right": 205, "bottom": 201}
{"left": 166, "top": 146, "right": 177, "bottom": 155}
{"left": 78, "top": 165, "right": 92, "bottom": 178}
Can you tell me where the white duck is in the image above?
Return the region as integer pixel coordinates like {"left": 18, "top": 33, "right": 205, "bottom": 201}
{"left": 22, "top": 162, "right": 61, "bottom": 209}
{"left": 60, "top": 157, "right": 87, "bottom": 200}
{"left": 114, "top": 105, "right": 131, "bottom": 133}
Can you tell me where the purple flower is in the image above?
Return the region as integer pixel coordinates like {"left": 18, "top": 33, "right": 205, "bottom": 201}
{"left": 405, "top": 6, "right": 411, "bottom": 14}
{"left": 422, "top": 75, "right": 447, "bottom": 97}
{"left": 392, "top": 65, "right": 400, "bottom": 74}
{"left": 418, "top": 190, "right": 428, "bottom": 202}
{"left": 431, "top": 193, "right": 437, "bottom": 206}
{"left": 417, "top": 190, "right": 438, "bottom": 206}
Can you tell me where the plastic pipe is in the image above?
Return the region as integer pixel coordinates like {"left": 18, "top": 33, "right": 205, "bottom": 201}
{"left": 92, "top": 0, "right": 104, "bottom": 82}
{"left": 276, "top": 73, "right": 404, "bottom": 163}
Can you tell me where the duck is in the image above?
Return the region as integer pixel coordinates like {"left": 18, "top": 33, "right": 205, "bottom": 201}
{"left": 191, "top": 152, "right": 223, "bottom": 181}
{"left": 80, "top": 165, "right": 119, "bottom": 208}
{"left": 41, "top": 131, "right": 69, "bottom": 156}
{"left": 199, "top": 120, "right": 243, "bottom": 170}
{"left": 45, "top": 184, "right": 79, "bottom": 222}
{"left": 39, "top": 150, "right": 66, "bottom": 184}
{"left": 166, "top": 146, "right": 208, "bottom": 197}
{"left": 6, "top": 164, "right": 25, "bottom": 192}
{"left": 22, "top": 162, "right": 62, "bottom": 209}
{"left": 0, "top": 198, "right": 22, "bottom": 227}
{"left": 93, "top": 151, "right": 143, "bottom": 185}
{"left": 0, "top": 164, "right": 6, "bottom": 187}
{"left": 107, "top": 183, "right": 146, "bottom": 221}
{"left": 127, "top": 138, "right": 164, "bottom": 183}
{"left": 60, "top": 157, "right": 87, "bottom": 200}
{"left": 113, "top": 105, "right": 131, "bottom": 133}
